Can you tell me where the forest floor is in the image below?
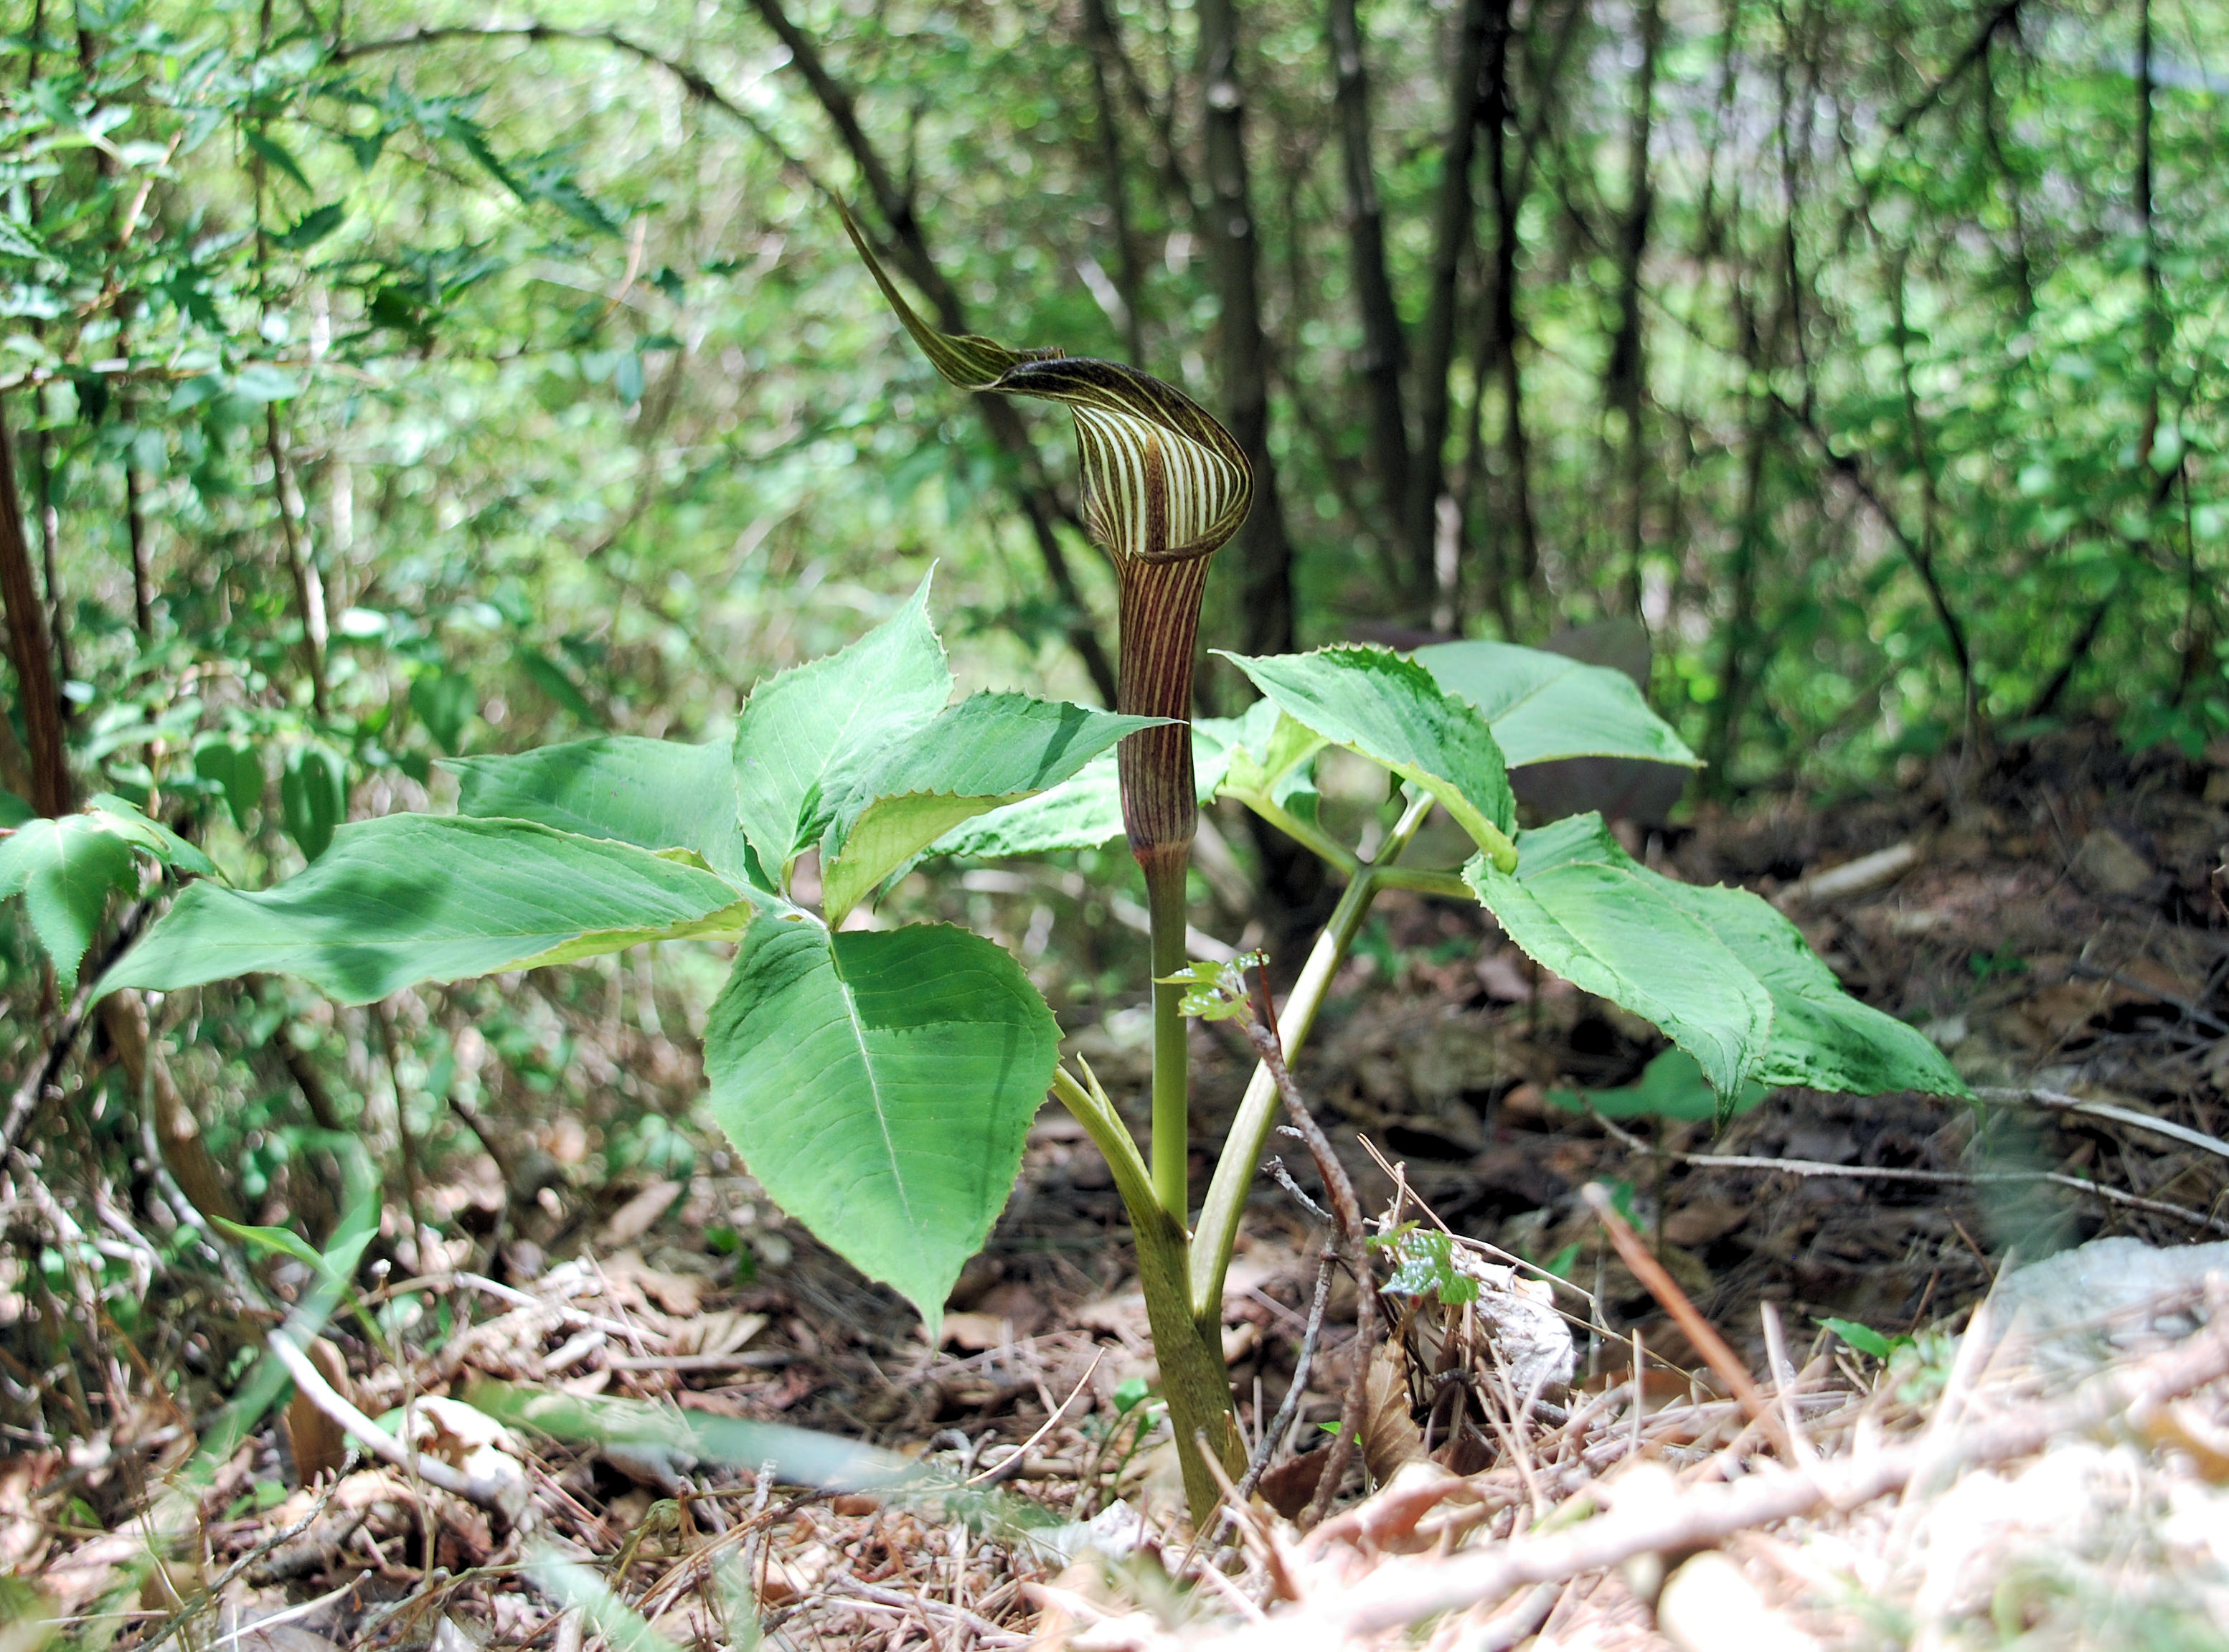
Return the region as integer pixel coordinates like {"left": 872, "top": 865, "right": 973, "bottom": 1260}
{"left": 11, "top": 728, "right": 2229, "bottom": 1651}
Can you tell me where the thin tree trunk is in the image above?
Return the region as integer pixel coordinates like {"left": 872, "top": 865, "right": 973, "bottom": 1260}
{"left": 1197, "top": 0, "right": 1296, "bottom": 659}
{"left": 1480, "top": 0, "right": 1540, "bottom": 610}
{"left": 1081, "top": 0, "right": 1150, "bottom": 366}
{"left": 1403, "top": 0, "right": 1492, "bottom": 608}
{"left": 267, "top": 410, "right": 330, "bottom": 714}
{"left": 1606, "top": 0, "right": 1662, "bottom": 617}
{"left": 123, "top": 451, "right": 150, "bottom": 640}
{"left": 1325, "top": 0, "right": 1409, "bottom": 560}
{"left": 1706, "top": 394, "right": 1771, "bottom": 789}
{"left": 0, "top": 395, "right": 67, "bottom": 818}
{"left": 101, "top": 992, "right": 242, "bottom": 1227}
{"left": 746, "top": 0, "right": 1121, "bottom": 707}
{"left": 30, "top": 419, "right": 72, "bottom": 695}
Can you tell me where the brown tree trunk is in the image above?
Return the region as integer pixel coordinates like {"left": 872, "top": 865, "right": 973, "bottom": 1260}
{"left": 1325, "top": 0, "right": 1409, "bottom": 564}
{"left": 1606, "top": 0, "right": 1662, "bottom": 618}
{"left": 100, "top": 992, "right": 242, "bottom": 1227}
{"left": 1080, "top": 0, "right": 1151, "bottom": 367}
{"left": 747, "top": 0, "right": 1120, "bottom": 705}
{"left": 1403, "top": 0, "right": 1492, "bottom": 608}
{"left": 1196, "top": 0, "right": 1296, "bottom": 659}
{"left": 0, "top": 395, "right": 67, "bottom": 818}
{"left": 1480, "top": 0, "right": 1540, "bottom": 613}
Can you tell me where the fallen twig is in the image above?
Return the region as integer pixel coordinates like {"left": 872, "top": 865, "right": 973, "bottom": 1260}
{"left": 966, "top": 1351, "right": 1101, "bottom": 1486}
{"left": 1978, "top": 1085, "right": 2229, "bottom": 1166}
{"left": 1580, "top": 1184, "right": 1788, "bottom": 1457}
{"left": 816, "top": 1575, "right": 1028, "bottom": 1646}
{"left": 1236, "top": 1248, "right": 1336, "bottom": 1505}
{"left": 1667, "top": 1153, "right": 2229, "bottom": 1235}
{"left": 1241, "top": 969, "right": 1377, "bottom": 1530}
{"left": 1311, "top": 1303, "right": 2229, "bottom": 1636}
{"left": 1775, "top": 842, "right": 1918, "bottom": 907}
{"left": 266, "top": 1334, "right": 524, "bottom": 1519}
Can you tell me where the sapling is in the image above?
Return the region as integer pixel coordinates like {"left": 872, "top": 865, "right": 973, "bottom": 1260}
{"left": 77, "top": 211, "right": 1969, "bottom": 1531}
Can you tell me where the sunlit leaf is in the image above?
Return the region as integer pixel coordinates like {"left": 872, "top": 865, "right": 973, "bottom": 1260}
{"left": 702, "top": 914, "right": 1058, "bottom": 1330}
{"left": 0, "top": 815, "right": 139, "bottom": 990}
{"left": 1415, "top": 640, "right": 1698, "bottom": 768}
{"left": 732, "top": 573, "right": 951, "bottom": 884}
{"left": 103, "top": 816, "right": 756, "bottom": 1004}
{"left": 1224, "top": 646, "right": 1518, "bottom": 869}
{"left": 819, "top": 694, "right": 1159, "bottom": 921}
{"left": 450, "top": 732, "right": 761, "bottom": 889}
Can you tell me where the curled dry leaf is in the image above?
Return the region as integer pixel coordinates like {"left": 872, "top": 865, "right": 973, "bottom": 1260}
{"left": 399, "top": 1397, "right": 531, "bottom": 1526}
{"left": 1361, "top": 1342, "right": 1428, "bottom": 1487}
{"left": 598, "top": 1249, "right": 705, "bottom": 1316}
{"left": 598, "top": 1179, "right": 684, "bottom": 1247}
{"left": 282, "top": 1337, "right": 355, "bottom": 1483}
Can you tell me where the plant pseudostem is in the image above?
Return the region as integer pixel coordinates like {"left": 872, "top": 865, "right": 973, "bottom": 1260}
{"left": 842, "top": 204, "right": 1254, "bottom": 1515}
{"left": 840, "top": 209, "right": 1254, "bottom": 1213}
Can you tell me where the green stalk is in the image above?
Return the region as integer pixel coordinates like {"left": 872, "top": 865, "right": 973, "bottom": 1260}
{"left": 1146, "top": 857, "right": 1193, "bottom": 1220}
{"left": 1057, "top": 975, "right": 1243, "bottom": 1526}
{"left": 1050, "top": 1063, "right": 1157, "bottom": 1221}
{"left": 1189, "top": 790, "right": 1436, "bottom": 1321}
{"left": 1131, "top": 1197, "right": 1245, "bottom": 1523}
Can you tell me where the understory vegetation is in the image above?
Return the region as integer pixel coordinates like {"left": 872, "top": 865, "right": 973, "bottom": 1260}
{"left": 3, "top": 0, "right": 2228, "bottom": 1647}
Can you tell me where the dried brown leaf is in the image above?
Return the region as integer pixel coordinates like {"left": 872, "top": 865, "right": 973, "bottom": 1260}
{"left": 599, "top": 1180, "right": 684, "bottom": 1247}
{"left": 1361, "top": 1343, "right": 1427, "bottom": 1486}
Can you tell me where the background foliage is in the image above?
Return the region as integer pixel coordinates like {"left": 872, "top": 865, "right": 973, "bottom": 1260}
{"left": 1, "top": 0, "right": 2224, "bottom": 1337}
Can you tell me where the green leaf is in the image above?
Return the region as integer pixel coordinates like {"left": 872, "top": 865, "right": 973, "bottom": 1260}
{"left": 933, "top": 754, "right": 1123, "bottom": 859}
{"left": 449, "top": 732, "right": 761, "bottom": 888}
{"left": 1414, "top": 640, "right": 1700, "bottom": 768}
{"left": 702, "top": 915, "right": 1060, "bottom": 1329}
{"left": 820, "top": 694, "right": 1161, "bottom": 922}
{"left": 230, "top": 364, "right": 300, "bottom": 403}
{"left": 1159, "top": 950, "right": 1267, "bottom": 1021}
{"left": 410, "top": 671, "right": 476, "bottom": 754}
{"left": 1222, "top": 646, "right": 1518, "bottom": 869}
{"left": 733, "top": 575, "right": 951, "bottom": 884}
{"left": 85, "top": 793, "right": 217, "bottom": 877}
{"left": 103, "top": 816, "right": 755, "bottom": 1005}
{"left": 1377, "top": 1229, "right": 1481, "bottom": 1305}
{"left": 0, "top": 815, "right": 139, "bottom": 989}
{"left": 1651, "top": 877, "right": 1968, "bottom": 1098}
{"left": 933, "top": 713, "right": 1245, "bottom": 860}
{"left": 281, "top": 746, "right": 347, "bottom": 862}
{"left": 272, "top": 202, "right": 346, "bottom": 250}
{"left": 194, "top": 738, "right": 264, "bottom": 829}
{"left": 1546, "top": 1048, "right": 1767, "bottom": 1121}
{"left": 513, "top": 646, "right": 600, "bottom": 727}
{"left": 1469, "top": 814, "right": 1966, "bottom": 1117}
{"left": 1216, "top": 697, "right": 1328, "bottom": 803}
{"left": 1465, "top": 813, "right": 1773, "bottom": 1103}
{"left": 1819, "top": 1316, "right": 1898, "bottom": 1359}
{"left": 0, "top": 788, "right": 30, "bottom": 829}
{"left": 243, "top": 128, "right": 311, "bottom": 192}
{"left": 209, "top": 1217, "right": 327, "bottom": 1273}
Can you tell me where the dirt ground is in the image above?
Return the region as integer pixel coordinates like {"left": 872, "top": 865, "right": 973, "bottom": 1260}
{"left": 9, "top": 727, "right": 2229, "bottom": 1649}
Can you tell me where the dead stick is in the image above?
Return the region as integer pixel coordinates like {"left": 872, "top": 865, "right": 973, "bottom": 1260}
{"left": 1333, "top": 1308, "right": 2229, "bottom": 1633}
{"left": 1580, "top": 1183, "right": 1786, "bottom": 1455}
{"left": 266, "top": 1334, "right": 520, "bottom": 1519}
{"left": 1243, "top": 968, "right": 1377, "bottom": 1529}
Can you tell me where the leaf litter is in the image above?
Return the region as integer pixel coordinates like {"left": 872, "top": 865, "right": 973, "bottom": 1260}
{"left": 6, "top": 729, "right": 2229, "bottom": 1648}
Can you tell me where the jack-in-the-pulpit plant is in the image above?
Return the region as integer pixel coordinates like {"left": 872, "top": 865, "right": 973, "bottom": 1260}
{"left": 62, "top": 209, "right": 1969, "bottom": 1530}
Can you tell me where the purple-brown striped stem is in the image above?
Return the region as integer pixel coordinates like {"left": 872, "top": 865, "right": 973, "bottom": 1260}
{"left": 845, "top": 207, "right": 1254, "bottom": 1521}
